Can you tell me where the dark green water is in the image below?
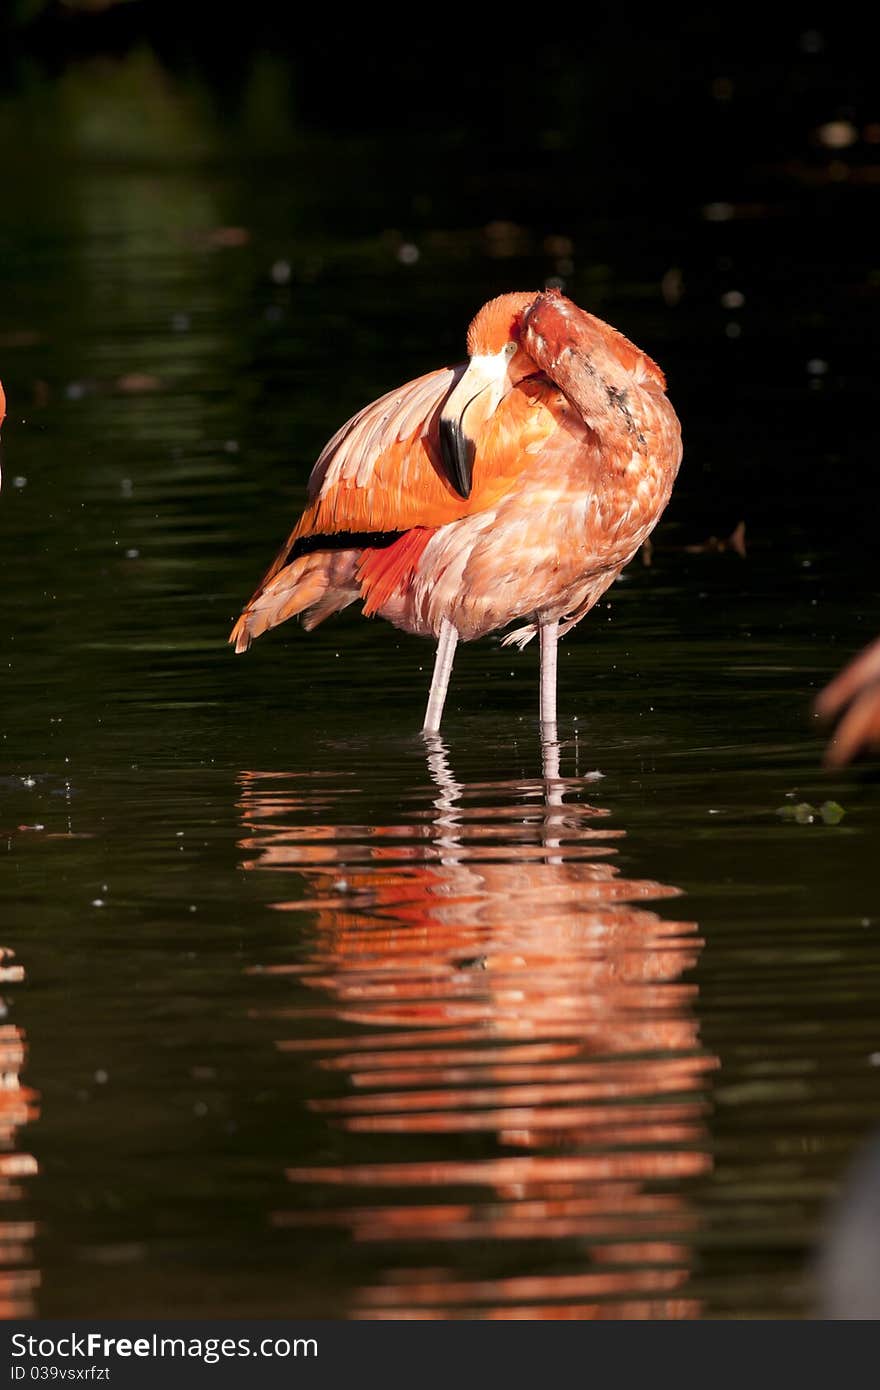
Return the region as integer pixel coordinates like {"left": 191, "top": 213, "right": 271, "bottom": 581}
{"left": 1, "top": 47, "right": 879, "bottom": 1319}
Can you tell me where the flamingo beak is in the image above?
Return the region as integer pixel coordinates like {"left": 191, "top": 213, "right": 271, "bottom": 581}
{"left": 439, "top": 353, "right": 511, "bottom": 499}
{"left": 438, "top": 402, "right": 476, "bottom": 499}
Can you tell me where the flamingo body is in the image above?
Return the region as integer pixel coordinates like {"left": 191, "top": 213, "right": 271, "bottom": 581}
{"left": 231, "top": 290, "right": 682, "bottom": 729}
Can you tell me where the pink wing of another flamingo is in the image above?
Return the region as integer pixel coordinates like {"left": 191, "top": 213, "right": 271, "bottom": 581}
{"left": 816, "top": 637, "right": 880, "bottom": 766}
{"left": 0, "top": 380, "right": 6, "bottom": 490}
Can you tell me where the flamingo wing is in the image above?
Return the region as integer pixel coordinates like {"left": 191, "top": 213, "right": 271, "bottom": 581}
{"left": 249, "top": 366, "right": 562, "bottom": 588}
{"left": 230, "top": 367, "right": 467, "bottom": 649}
{"left": 231, "top": 366, "right": 564, "bottom": 651}
{"left": 291, "top": 366, "right": 472, "bottom": 549}
{"left": 816, "top": 636, "right": 880, "bottom": 765}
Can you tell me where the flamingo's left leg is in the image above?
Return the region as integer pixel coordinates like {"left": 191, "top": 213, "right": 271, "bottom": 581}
{"left": 423, "top": 618, "right": 459, "bottom": 734}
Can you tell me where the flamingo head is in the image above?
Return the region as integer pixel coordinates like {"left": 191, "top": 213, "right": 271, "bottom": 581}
{"left": 439, "top": 291, "right": 539, "bottom": 498}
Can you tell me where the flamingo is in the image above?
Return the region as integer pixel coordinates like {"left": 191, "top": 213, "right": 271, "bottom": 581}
{"left": 230, "top": 290, "right": 682, "bottom": 732}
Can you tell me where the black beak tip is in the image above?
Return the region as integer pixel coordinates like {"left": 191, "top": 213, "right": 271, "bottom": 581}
{"left": 439, "top": 417, "right": 474, "bottom": 500}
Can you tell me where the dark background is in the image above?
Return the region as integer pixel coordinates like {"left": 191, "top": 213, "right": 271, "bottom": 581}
{"left": 3, "top": 4, "right": 879, "bottom": 547}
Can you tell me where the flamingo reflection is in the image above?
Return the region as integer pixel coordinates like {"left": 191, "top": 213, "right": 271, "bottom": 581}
{"left": 238, "top": 739, "right": 715, "bottom": 1319}
{"left": 0, "top": 947, "right": 39, "bottom": 1317}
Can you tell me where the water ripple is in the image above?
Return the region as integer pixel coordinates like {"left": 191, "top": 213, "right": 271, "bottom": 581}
{"left": 238, "top": 739, "right": 716, "bottom": 1319}
{"left": 0, "top": 949, "right": 38, "bottom": 1318}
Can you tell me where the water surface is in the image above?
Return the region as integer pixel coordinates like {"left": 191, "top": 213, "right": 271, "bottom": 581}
{"left": 1, "top": 44, "right": 879, "bottom": 1320}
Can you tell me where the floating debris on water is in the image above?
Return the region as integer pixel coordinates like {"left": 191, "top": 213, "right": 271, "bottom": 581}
{"left": 684, "top": 521, "right": 748, "bottom": 558}
{"left": 661, "top": 267, "right": 683, "bottom": 306}
{"left": 115, "top": 373, "right": 162, "bottom": 394}
{"left": 193, "top": 226, "right": 251, "bottom": 251}
{"left": 776, "top": 800, "right": 846, "bottom": 825}
{"left": 816, "top": 120, "right": 857, "bottom": 150}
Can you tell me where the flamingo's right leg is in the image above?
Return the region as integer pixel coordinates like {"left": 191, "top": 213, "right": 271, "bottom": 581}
{"left": 422, "top": 618, "right": 459, "bottom": 734}
{"left": 539, "top": 618, "right": 559, "bottom": 729}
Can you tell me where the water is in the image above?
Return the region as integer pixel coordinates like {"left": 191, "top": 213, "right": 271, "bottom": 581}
{"left": 1, "top": 41, "right": 880, "bottom": 1320}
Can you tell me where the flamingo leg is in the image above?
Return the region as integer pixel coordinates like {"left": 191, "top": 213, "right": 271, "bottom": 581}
{"left": 423, "top": 618, "right": 459, "bottom": 734}
{"left": 539, "top": 619, "right": 559, "bottom": 729}
{"left": 539, "top": 625, "right": 563, "bottom": 860}
{"left": 540, "top": 719, "right": 566, "bottom": 864}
